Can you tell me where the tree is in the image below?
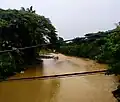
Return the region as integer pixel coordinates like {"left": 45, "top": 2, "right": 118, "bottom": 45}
{"left": 0, "top": 7, "right": 58, "bottom": 78}
{"left": 21, "top": 6, "right": 35, "bottom": 13}
{"left": 20, "top": 7, "right": 25, "bottom": 11}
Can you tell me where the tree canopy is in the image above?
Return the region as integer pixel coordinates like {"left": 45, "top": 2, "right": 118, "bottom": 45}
{"left": 0, "top": 7, "right": 58, "bottom": 78}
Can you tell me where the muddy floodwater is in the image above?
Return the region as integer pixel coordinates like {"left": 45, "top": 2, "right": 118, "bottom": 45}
{"left": 0, "top": 54, "right": 118, "bottom": 102}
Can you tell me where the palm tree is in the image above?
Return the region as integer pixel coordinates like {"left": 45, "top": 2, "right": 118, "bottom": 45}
{"left": 26, "top": 6, "right": 35, "bottom": 13}
{"left": 20, "top": 7, "right": 25, "bottom": 11}
{"left": 20, "top": 6, "right": 35, "bottom": 13}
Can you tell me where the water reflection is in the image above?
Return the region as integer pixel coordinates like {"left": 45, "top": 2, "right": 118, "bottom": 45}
{"left": 0, "top": 78, "right": 60, "bottom": 102}
{"left": 9, "top": 61, "right": 44, "bottom": 79}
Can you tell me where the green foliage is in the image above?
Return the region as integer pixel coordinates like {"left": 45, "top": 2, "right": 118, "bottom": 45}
{"left": 0, "top": 19, "right": 8, "bottom": 27}
{"left": 0, "top": 53, "right": 16, "bottom": 79}
{"left": 39, "top": 49, "right": 52, "bottom": 55}
{"left": 60, "top": 41, "right": 101, "bottom": 59}
{"left": 60, "top": 26, "right": 120, "bottom": 75}
{"left": 96, "top": 27, "right": 120, "bottom": 74}
{"left": 59, "top": 24, "right": 120, "bottom": 101}
{"left": 0, "top": 7, "right": 58, "bottom": 79}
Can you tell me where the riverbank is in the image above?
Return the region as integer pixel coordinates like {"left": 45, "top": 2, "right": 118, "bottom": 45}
{"left": 0, "top": 53, "right": 117, "bottom": 102}
{"left": 8, "top": 53, "right": 113, "bottom": 80}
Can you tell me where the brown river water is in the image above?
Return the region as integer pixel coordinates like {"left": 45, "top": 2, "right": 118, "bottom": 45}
{"left": 0, "top": 54, "right": 118, "bottom": 102}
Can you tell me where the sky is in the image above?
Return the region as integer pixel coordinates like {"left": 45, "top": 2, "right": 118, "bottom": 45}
{"left": 0, "top": 0, "right": 120, "bottom": 39}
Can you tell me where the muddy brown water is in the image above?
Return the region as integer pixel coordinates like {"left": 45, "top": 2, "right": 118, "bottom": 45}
{"left": 0, "top": 54, "right": 118, "bottom": 102}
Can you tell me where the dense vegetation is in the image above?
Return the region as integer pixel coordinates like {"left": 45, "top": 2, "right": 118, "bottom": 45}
{"left": 59, "top": 24, "right": 120, "bottom": 101}
{"left": 0, "top": 6, "right": 58, "bottom": 79}
{"left": 60, "top": 25, "right": 120, "bottom": 75}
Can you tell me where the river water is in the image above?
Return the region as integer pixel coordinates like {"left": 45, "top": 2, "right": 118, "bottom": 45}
{"left": 0, "top": 54, "right": 118, "bottom": 102}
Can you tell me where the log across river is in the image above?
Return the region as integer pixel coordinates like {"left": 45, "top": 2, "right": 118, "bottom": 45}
{"left": 0, "top": 54, "right": 118, "bottom": 102}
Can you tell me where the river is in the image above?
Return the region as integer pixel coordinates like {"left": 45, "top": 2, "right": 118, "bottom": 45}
{"left": 0, "top": 54, "right": 118, "bottom": 102}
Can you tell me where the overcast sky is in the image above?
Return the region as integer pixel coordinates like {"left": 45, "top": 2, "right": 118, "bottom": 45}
{"left": 1, "top": 0, "right": 120, "bottom": 39}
